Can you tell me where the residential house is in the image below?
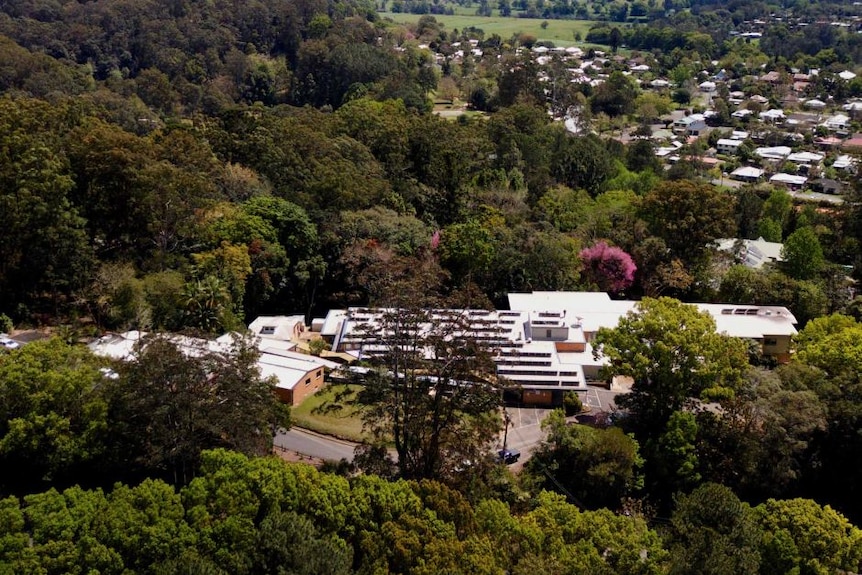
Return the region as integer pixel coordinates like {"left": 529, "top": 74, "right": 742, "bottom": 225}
{"left": 833, "top": 154, "right": 857, "bottom": 171}
{"left": 730, "top": 166, "right": 765, "bottom": 182}
{"left": 716, "top": 237, "right": 784, "bottom": 269}
{"left": 803, "top": 98, "right": 827, "bottom": 110}
{"left": 811, "top": 178, "right": 844, "bottom": 194}
{"left": 716, "top": 138, "right": 744, "bottom": 155}
{"left": 760, "top": 109, "right": 786, "bottom": 123}
{"left": 823, "top": 113, "right": 851, "bottom": 132}
{"left": 755, "top": 146, "right": 792, "bottom": 161}
{"left": 786, "top": 151, "right": 824, "bottom": 172}
{"left": 770, "top": 173, "right": 808, "bottom": 189}
{"left": 842, "top": 136, "right": 862, "bottom": 150}
{"left": 672, "top": 114, "right": 707, "bottom": 136}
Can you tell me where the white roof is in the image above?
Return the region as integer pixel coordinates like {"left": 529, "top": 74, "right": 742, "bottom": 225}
{"left": 697, "top": 304, "right": 798, "bottom": 338}
{"left": 732, "top": 109, "right": 753, "bottom": 118}
{"left": 804, "top": 99, "right": 826, "bottom": 108}
{"left": 716, "top": 237, "right": 784, "bottom": 269}
{"left": 717, "top": 138, "right": 743, "bottom": 147}
{"left": 770, "top": 173, "right": 808, "bottom": 186}
{"left": 760, "top": 109, "right": 786, "bottom": 119}
{"left": 755, "top": 146, "right": 792, "bottom": 159}
{"left": 839, "top": 70, "right": 857, "bottom": 80}
{"left": 258, "top": 349, "right": 338, "bottom": 390}
{"left": 248, "top": 315, "right": 306, "bottom": 341}
{"left": 731, "top": 166, "right": 764, "bottom": 178}
{"left": 786, "top": 151, "right": 824, "bottom": 163}
{"left": 506, "top": 292, "right": 797, "bottom": 340}
{"left": 833, "top": 154, "right": 857, "bottom": 169}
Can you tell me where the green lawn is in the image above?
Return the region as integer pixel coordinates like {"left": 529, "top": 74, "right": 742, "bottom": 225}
{"left": 291, "top": 384, "right": 368, "bottom": 442}
{"left": 379, "top": 11, "right": 597, "bottom": 47}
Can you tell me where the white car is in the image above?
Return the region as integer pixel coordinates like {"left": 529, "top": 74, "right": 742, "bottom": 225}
{"left": 0, "top": 336, "right": 20, "bottom": 350}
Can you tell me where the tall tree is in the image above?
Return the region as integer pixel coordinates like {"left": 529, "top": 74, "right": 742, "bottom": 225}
{"left": 346, "top": 307, "right": 503, "bottom": 481}
{"left": 111, "top": 334, "right": 289, "bottom": 484}
{"left": 638, "top": 180, "right": 736, "bottom": 274}
{"left": 594, "top": 297, "right": 749, "bottom": 438}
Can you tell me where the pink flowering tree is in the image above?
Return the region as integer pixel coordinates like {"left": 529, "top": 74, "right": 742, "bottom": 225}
{"left": 579, "top": 241, "right": 637, "bottom": 293}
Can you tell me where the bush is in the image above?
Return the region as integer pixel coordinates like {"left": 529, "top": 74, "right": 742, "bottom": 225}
{"left": 0, "top": 313, "right": 12, "bottom": 333}
{"left": 309, "top": 338, "right": 330, "bottom": 356}
{"left": 564, "top": 391, "right": 583, "bottom": 416}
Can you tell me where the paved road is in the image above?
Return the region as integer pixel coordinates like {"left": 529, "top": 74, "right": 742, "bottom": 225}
{"left": 274, "top": 427, "right": 357, "bottom": 462}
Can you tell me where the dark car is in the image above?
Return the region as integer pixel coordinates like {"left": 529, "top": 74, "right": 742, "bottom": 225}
{"left": 497, "top": 448, "right": 521, "bottom": 464}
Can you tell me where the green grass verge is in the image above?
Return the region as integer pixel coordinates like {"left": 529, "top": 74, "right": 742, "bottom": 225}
{"left": 291, "top": 384, "right": 368, "bottom": 442}
{"left": 379, "top": 11, "right": 597, "bottom": 47}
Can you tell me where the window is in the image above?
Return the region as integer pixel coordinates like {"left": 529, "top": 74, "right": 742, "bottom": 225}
{"left": 260, "top": 326, "right": 276, "bottom": 335}
{"left": 305, "top": 378, "right": 311, "bottom": 385}
{"left": 763, "top": 338, "right": 778, "bottom": 346}
{"left": 546, "top": 329, "right": 552, "bottom": 338}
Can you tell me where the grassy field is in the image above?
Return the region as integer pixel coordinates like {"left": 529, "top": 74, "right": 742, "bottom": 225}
{"left": 379, "top": 11, "right": 597, "bottom": 47}
{"left": 291, "top": 384, "right": 368, "bottom": 442}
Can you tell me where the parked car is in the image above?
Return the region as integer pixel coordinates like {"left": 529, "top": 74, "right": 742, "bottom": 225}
{"left": 497, "top": 448, "right": 521, "bottom": 464}
{"left": 0, "top": 335, "right": 20, "bottom": 350}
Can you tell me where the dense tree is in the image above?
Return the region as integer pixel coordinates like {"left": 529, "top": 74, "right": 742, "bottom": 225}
{"left": 0, "top": 340, "right": 112, "bottom": 494}
{"left": 781, "top": 226, "right": 825, "bottom": 281}
{"left": 527, "top": 410, "right": 643, "bottom": 509}
{"left": 594, "top": 297, "right": 749, "bottom": 436}
{"left": 668, "top": 483, "right": 762, "bottom": 575}
{"left": 638, "top": 180, "right": 737, "bottom": 274}
{"left": 110, "top": 334, "right": 290, "bottom": 484}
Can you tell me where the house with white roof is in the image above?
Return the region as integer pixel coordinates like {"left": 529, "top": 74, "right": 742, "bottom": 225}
{"left": 804, "top": 98, "right": 827, "bottom": 110}
{"left": 672, "top": 114, "right": 707, "bottom": 136}
{"left": 833, "top": 154, "right": 857, "bottom": 171}
{"left": 716, "top": 237, "right": 784, "bottom": 269}
{"left": 770, "top": 173, "right": 807, "bottom": 189}
{"left": 760, "top": 109, "right": 786, "bottom": 123}
{"left": 786, "top": 151, "right": 824, "bottom": 165}
{"left": 823, "top": 113, "right": 851, "bottom": 131}
{"left": 755, "top": 146, "right": 792, "bottom": 161}
{"left": 249, "top": 315, "right": 306, "bottom": 343}
{"left": 89, "top": 329, "right": 338, "bottom": 405}
{"left": 730, "top": 166, "right": 765, "bottom": 182}
{"left": 716, "top": 138, "right": 744, "bottom": 155}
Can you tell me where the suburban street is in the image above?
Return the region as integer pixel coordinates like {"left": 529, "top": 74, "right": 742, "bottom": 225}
{"left": 274, "top": 427, "right": 357, "bottom": 462}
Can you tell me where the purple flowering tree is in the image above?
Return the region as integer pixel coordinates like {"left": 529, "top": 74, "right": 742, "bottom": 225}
{"left": 579, "top": 241, "right": 637, "bottom": 293}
